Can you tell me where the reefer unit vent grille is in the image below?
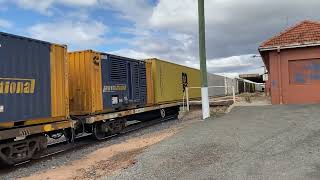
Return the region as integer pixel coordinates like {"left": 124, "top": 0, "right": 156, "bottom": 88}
{"left": 110, "top": 57, "right": 127, "bottom": 81}
{"left": 139, "top": 64, "right": 147, "bottom": 98}
{"left": 133, "top": 63, "right": 140, "bottom": 98}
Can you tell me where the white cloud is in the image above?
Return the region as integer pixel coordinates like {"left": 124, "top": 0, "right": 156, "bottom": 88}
{"left": 206, "top": 54, "right": 264, "bottom": 74}
{"left": 119, "top": 27, "right": 151, "bottom": 37}
{"left": 57, "top": 0, "right": 98, "bottom": 7}
{"left": 125, "top": 31, "right": 197, "bottom": 65}
{"left": 208, "top": 55, "right": 253, "bottom": 69}
{"left": 28, "top": 20, "right": 108, "bottom": 49}
{"left": 0, "top": 19, "right": 12, "bottom": 28}
{"left": 185, "top": 54, "right": 265, "bottom": 76}
{"left": 99, "top": 0, "right": 153, "bottom": 25}
{"left": 11, "top": 0, "right": 98, "bottom": 14}
{"left": 150, "top": 0, "right": 197, "bottom": 32}
{"left": 216, "top": 73, "right": 240, "bottom": 79}
{"left": 16, "top": 0, "right": 54, "bottom": 15}
{"left": 111, "top": 49, "right": 152, "bottom": 59}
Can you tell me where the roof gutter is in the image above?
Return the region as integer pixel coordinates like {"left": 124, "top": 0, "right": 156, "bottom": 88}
{"left": 259, "top": 42, "right": 320, "bottom": 52}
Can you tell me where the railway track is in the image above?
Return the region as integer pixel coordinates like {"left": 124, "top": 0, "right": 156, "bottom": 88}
{"left": 0, "top": 114, "right": 178, "bottom": 171}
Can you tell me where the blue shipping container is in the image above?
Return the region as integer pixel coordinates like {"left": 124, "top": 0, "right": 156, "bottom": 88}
{"left": 101, "top": 54, "right": 147, "bottom": 110}
{"left": 0, "top": 32, "right": 51, "bottom": 123}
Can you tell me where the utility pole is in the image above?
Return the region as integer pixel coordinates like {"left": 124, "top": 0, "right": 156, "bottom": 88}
{"left": 198, "top": 0, "right": 210, "bottom": 119}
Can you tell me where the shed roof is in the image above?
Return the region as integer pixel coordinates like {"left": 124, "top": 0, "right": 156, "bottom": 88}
{"left": 259, "top": 20, "right": 320, "bottom": 51}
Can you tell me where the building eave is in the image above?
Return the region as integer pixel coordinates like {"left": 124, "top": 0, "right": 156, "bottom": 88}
{"left": 259, "top": 42, "right": 320, "bottom": 52}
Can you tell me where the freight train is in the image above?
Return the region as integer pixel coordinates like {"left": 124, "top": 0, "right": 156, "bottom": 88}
{"left": 0, "top": 32, "right": 260, "bottom": 165}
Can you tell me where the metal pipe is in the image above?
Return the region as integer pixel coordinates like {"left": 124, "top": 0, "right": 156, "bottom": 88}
{"left": 232, "top": 86, "right": 236, "bottom": 103}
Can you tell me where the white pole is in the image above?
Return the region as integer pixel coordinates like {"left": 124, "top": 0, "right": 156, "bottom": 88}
{"left": 201, "top": 87, "right": 210, "bottom": 119}
{"left": 224, "top": 76, "right": 228, "bottom": 95}
{"left": 232, "top": 86, "right": 236, "bottom": 103}
{"left": 186, "top": 87, "right": 190, "bottom": 111}
{"left": 182, "top": 90, "right": 185, "bottom": 111}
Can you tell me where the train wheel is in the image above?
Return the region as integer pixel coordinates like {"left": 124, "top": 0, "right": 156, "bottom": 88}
{"left": 92, "top": 122, "right": 109, "bottom": 140}
{"left": 160, "top": 108, "right": 166, "bottom": 118}
{"left": 92, "top": 119, "right": 127, "bottom": 140}
{"left": 32, "top": 135, "right": 48, "bottom": 160}
{"left": 64, "top": 128, "right": 75, "bottom": 143}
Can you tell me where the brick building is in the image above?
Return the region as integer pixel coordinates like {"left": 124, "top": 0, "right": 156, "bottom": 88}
{"left": 259, "top": 20, "right": 320, "bottom": 104}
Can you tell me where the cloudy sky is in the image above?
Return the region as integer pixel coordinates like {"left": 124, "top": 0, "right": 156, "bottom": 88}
{"left": 0, "top": 0, "right": 319, "bottom": 77}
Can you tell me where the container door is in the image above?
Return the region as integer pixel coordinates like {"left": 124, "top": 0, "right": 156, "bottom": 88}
{"left": 0, "top": 34, "right": 51, "bottom": 123}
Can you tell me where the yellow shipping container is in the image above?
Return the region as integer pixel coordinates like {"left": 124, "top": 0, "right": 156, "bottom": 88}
{"left": 68, "top": 50, "right": 103, "bottom": 115}
{"left": 146, "top": 58, "right": 201, "bottom": 104}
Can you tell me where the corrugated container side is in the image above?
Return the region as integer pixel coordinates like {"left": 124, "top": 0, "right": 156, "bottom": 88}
{"left": 25, "top": 44, "right": 69, "bottom": 126}
{"left": 207, "top": 73, "right": 225, "bottom": 97}
{"left": 146, "top": 62, "right": 154, "bottom": 105}
{"left": 148, "top": 58, "right": 201, "bottom": 104}
{"left": 68, "top": 51, "right": 103, "bottom": 115}
{"left": 50, "top": 45, "right": 69, "bottom": 118}
{"left": 91, "top": 52, "right": 103, "bottom": 112}
{"left": 0, "top": 32, "right": 68, "bottom": 127}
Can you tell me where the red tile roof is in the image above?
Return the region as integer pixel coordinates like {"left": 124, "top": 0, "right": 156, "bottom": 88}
{"left": 259, "top": 20, "right": 320, "bottom": 50}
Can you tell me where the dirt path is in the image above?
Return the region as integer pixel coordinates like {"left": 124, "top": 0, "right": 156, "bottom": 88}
{"left": 20, "top": 128, "right": 178, "bottom": 180}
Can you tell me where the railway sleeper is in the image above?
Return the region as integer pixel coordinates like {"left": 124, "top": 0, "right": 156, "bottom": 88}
{"left": 0, "top": 135, "right": 47, "bottom": 166}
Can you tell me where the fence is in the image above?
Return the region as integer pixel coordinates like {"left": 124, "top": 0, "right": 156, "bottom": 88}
{"left": 183, "top": 86, "right": 236, "bottom": 118}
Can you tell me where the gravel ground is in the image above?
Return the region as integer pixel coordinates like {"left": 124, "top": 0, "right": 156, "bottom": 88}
{"left": 0, "top": 118, "right": 183, "bottom": 180}
{"left": 106, "top": 104, "right": 320, "bottom": 180}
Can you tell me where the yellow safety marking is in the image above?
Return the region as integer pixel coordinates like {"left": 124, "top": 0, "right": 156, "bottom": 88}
{"left": 43, "top": 124, "right": 54, "bottom": 132}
